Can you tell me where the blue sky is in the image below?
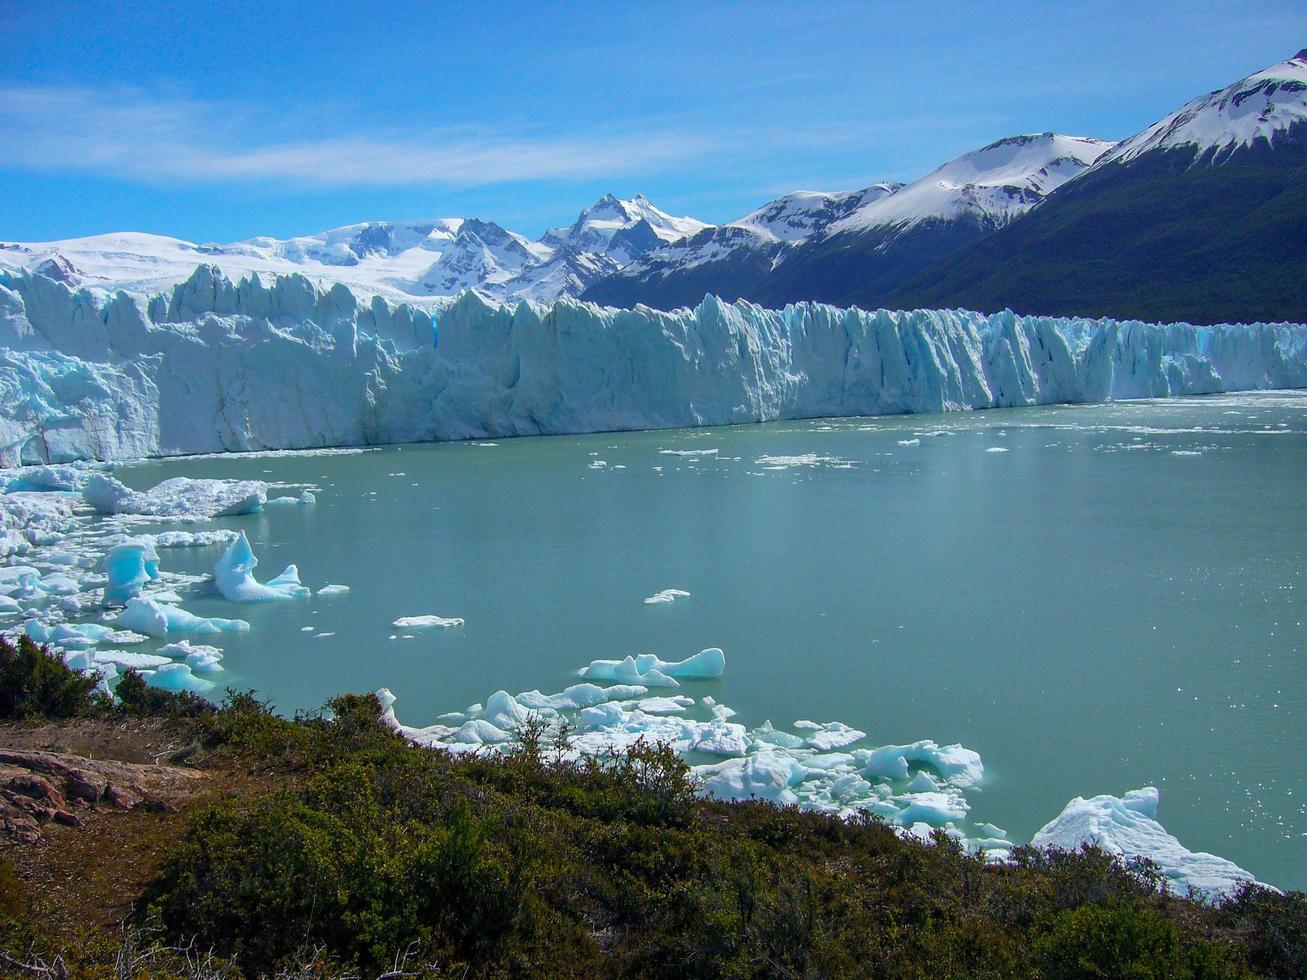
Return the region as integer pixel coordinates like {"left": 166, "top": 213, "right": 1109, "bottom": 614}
{"left": 1, "top": 0, "right": 1302, "bottom": 243}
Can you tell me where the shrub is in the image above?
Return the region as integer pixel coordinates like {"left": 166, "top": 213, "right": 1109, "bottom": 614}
{"left": 141, "top": 763, "right": 540, "bottom": 974}
{"left": 113, "top": 668, "right": 214, "bottom": 719}
{"left": 0, "top": 634, "right": 105, "bottom": 720}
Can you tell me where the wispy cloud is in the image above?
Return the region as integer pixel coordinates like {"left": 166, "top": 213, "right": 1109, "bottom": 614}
{"left": 0, "top": 85, "right": 718, "bottom": 188}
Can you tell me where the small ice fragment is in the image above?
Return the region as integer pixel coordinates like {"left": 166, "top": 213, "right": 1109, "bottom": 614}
{"left": 392, "top": 615, "right": 464, "bottom": 629}
{"left": 644, "top": 588, "right": 690, "bottom": 605}
{"left": 317, "top": 584, "right": 351, "bottom": 596}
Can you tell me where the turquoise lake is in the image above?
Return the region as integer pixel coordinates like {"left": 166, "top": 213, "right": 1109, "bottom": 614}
{"left": 119, "top": 391, "right": 1307, "bottom": 890}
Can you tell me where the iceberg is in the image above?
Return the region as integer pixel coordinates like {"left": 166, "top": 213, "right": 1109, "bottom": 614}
{"left": 644, "top": 588, "right": 691, "bottom": 604}
{"left": 392, "top": 614, "right": 463, "bottom": 628}
{"left": 212, "top": 531, "right": 310, "bottom": 602}
{"left": 863, "top": 740, "right": 985, "bottom": 788}
{"left": 1031, "top": 786, "right": 1263, "bottom": 899}
{"left": 83, "top": 474, "right": 267, "bottom": 517}
{"left": 150, "top": 529, "right": 239, "bottom": 548}
{"left": 158, "top": 639, "right": 225, "bottom": 673}
{"left": 140, "top": 661, "right": 214, "bottom": 694}
{"left": 1, "top": 267, "right": 1303, "bottom": 465}
{"left": 115, "top": 596, "right": 249, "bottom": 637}
{"left": 102, "top": 538, "right": 160, "bottom": 603}
{"left": 581, "top": 648, "right": 725, "bottom": 686}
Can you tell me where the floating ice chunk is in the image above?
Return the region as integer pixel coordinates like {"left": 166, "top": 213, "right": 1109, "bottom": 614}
{"left": 115, "top": 596, "right": 249, "bottom": 637}
{"left": 863, "top": 740, "right": 984, "bottom": 788}
{"left": 147, "top": 590, "right": 185, "bottom": 604}
{"left": 0, "top": 566, "right": 40, "bottom": 596}
{"left": 644, "top": 588, "right": 691, "bottom": 605}
{"left": 984, "top": 447, "right": 1009, "bottom": 454}
{"left": 140, "top": 662, "right": 214, "bottom": 694}
{"left": 392, "top": 614, "right": 464, "bottom": 628}
{"left": 755, "top": 454, "right": 851, "bottom": 468}
{"left": 581, "top": 648, "right": 725, "bottom": 687}
{"left": 635, "top": 695, "right": 694, "bottom": 714}
{"left": 299, "top": 490, "right": 316, "bottom": 504}
{"left": 689, "top": 721, "right": 750, "bottom": 756}
{"left": 84, "top": 474, "right": 267, "bottom": 517}
{"left": 102, "top": 538, "right": 160, "bottom": 603}
{"left": 213, "top": 532, "right": 310, "bottom": 602}
{"left": 478, "top": 691, "right": 532, "bottom": 731}
{"left": 0, "top": 595, "right": 20, "bottom": 615}
{"left": 1031, "top": 786, "right": 1265, "bottom": 899}
{"left": 513, "top": 683, "right": 647, "bottom": 713}
{"left": 662, "top": 648, "right": 725, "bottom": 678}
{"left": 897, "top": 438, "right": 920, "bottom": 446}
{"left": 36, "top": 573, "right": 80, "bottom": 595}
{"left": 150, "top": 530, "right": 239, "bottom": 548}
{"left": 894, "top": 791, "right": 969, "bottom": 826}
{"left": 659, "top": 448, "right": 718, "bottom": 457}
{"left": 695, "top": 751, "right": 806, "bottom": 805}
{"left": 317, "top": 584, "right": 351, "bottom": 596}
{"left": 159, "top": 639, "right": 225, "bottom": 673}
{"left": 976, "top": 822, "right": 1008, "bottom": 839}
{"left": 581, "top": 655, "right": 679, "bottom": 687}
{"left": 751, "top": 720, "right": 808, "bottom": 749}
{"left": 93, "top": 649, "right": 173, "bottom": 670}
{"left": 905, "top": 771, "right": 941, "bottom": 793}
{"left": 2, "top": 464, "right": 88, "bottom": 493}
{"left": 452, "top": 718, "right": 514, "bottom": 744}
{"left": 799, "top": 721, "right": 868, "bottom": 751}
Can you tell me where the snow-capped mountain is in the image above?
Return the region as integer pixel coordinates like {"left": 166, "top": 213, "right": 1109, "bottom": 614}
{"left": 732, "top": 185, "right": 903, "bottom": 243}
{"left": 586, "top": 134, "right": 1110, "bottom": 311}
{"left": 410, "top": 219, "right": 546, "bottom": 297}
{"left": 583, "top": 183, "right": 901, "bottom": 308}
{"left": 3, "top": 52, "right": 1304, "bottom": 324}
{"left": 1096, "top": 48, "right": 1307, "bottom": 167}
{"left": 826, "top": 134, "right": 1113, "bottom": 237}
{"left": 890, "top": 50, "right": 1307, "bottom": 324}
{"left": 540, "top": 193, "right": 708, "bottom": 258}
{"left": 0, "top": 194, "right": 708, "bottom": 307}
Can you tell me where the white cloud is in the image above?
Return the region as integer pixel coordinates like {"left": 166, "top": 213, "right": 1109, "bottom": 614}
{"left": 0, "top": 85, "right": 716, "bottom": 188}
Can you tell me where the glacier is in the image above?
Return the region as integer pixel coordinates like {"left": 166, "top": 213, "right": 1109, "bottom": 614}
{"left": 1, "top": 265, "right": 1305, "bottom": 465}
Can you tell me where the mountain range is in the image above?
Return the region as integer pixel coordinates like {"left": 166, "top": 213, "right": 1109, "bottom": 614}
{"left": 2, "top": 50, "right": 1304, "bottom": 325}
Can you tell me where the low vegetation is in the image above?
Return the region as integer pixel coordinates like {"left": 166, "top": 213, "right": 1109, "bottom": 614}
{"left": 1, "top": 637, "right": 1304, "bottom": 978}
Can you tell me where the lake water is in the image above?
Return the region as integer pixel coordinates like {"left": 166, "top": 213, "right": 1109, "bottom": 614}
{"left": 120, "top": 391, "right": 1307, "bottom": 890}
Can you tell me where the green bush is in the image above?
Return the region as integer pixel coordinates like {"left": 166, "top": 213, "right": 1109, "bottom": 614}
{"left": 0, "top": 634, "right": 105, "bottom": 720}
{"left": 1033, "top": 901, "right": 1245, "bottom": 978}
{"left": 93, "top": 688, "right": 1305, "bottom": 977}
{"left": 113, "top": 668, "right": 214, "bottom": 719}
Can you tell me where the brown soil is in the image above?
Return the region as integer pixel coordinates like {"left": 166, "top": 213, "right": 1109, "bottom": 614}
{"left": 0, "top": 719, "right": 277, "bottom": 952}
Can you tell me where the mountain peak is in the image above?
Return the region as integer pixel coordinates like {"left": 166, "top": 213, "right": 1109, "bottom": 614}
{"left": 540, "top": 194, "right": 709, "bottom": 257}
{"left": 829, "top": 133, "right": 1112, "bottom": 235}
{"left": 1097, "top": 52, "right": 1307, "bottom": 167}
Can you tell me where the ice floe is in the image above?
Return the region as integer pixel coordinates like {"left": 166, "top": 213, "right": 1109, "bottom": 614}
{"left": 392, "top": 614, "right": 464, "bottom": 628}
{"left": 212, "top": 531, "right": 310, "bottom": 602}
{"left": 83, "top": 474, "right": 267, "bottom": 518}
{"left": 1032, "top": 786, "right": 1263, "bottom": 899}
{"left": 115, "top": 596, "right": 249, "bottom": 637}
{"left": 644, "top": 588, "right": 690, "bottom": 604}
{"left": 102, "top": 538, "right": 160, "bottom": 604}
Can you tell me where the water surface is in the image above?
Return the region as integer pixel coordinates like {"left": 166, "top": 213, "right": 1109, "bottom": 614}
{"left": 121, "top": 392, "right": 1307, "bottom": 889}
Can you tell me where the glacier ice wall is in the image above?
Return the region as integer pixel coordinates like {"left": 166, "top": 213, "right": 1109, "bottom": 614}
{"left": 2, "top": 264, "right": 1305, "bottom": 463}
